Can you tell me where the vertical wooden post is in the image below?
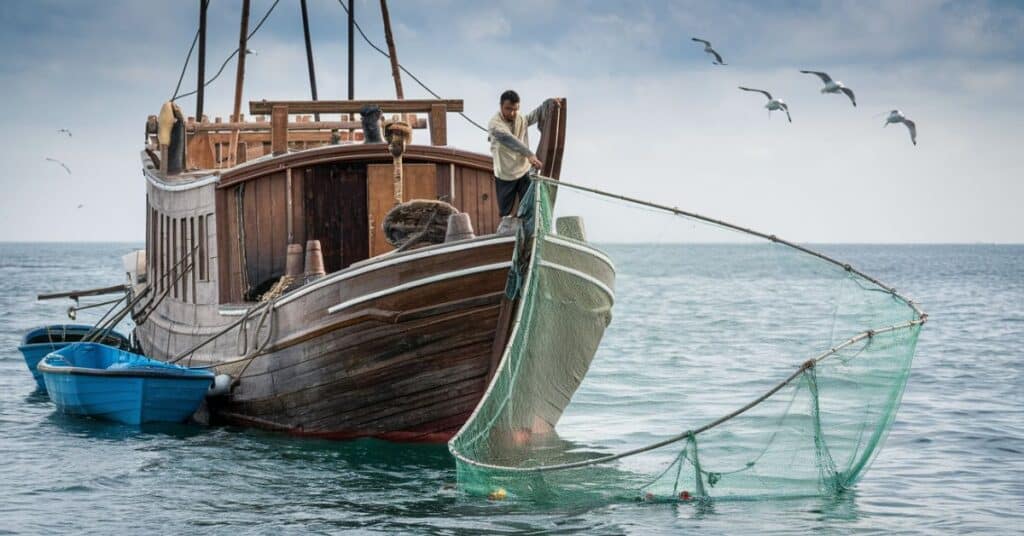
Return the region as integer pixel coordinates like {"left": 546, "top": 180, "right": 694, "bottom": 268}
{"left": 347, "top": 0, "right": 354, "bottom": 100}
{"left": 271, "top": 104, "right": 289, "bottom": 156}
{"left": 429, "top": 104, "right": 447, "bottom": 146}
{"left": 379, "top": 0, "right": 404, "bottom": 100}
{"left": 229, "top": 0, "right": 250, "bottom": 167}
{"left": 232, "top": 0, "right": 250, "bottom": 123}
{"left": 286, "top": 168, "right": 294, "bottom": 243}
{"left": 299, "top": 0, "right": 320, "bottom": 121}
{"left": 196, "top": 0, "right": 208, "bottom": 122}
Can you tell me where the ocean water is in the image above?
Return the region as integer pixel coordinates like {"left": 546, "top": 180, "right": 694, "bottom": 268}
{"left": 0, "top": 242, "right": 1020, "bottom": 534}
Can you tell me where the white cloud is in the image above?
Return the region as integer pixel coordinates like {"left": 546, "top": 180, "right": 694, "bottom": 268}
{"left": 0, "top": 0, "right": 1021, "bottom": 242}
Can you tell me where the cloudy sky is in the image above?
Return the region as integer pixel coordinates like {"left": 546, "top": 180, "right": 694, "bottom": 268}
{"left": 0, "top": 0, "right": 1021, "bottom": 243}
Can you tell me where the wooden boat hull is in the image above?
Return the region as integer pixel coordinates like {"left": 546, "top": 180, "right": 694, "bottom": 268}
{"left": 136, "top": 235, "right": 516, "bottom": 441}
{"left": 133, "top": 97, "right": 570, "bottom": 442}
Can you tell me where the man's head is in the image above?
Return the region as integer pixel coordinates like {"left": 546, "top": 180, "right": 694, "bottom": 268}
{"left": 499, "top": 90, "right": 520, "bottom": 122}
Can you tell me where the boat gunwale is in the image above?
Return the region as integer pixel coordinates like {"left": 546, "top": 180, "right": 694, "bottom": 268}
{"left": 217, "top": 234, "right": 517, "bottom": 315}
{"left": 37, "top": 361, "right": 214, "bottom": 381}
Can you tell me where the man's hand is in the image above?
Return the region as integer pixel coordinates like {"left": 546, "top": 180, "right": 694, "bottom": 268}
{"left": 528, "top": 155, "right": 544, "bottom": 169}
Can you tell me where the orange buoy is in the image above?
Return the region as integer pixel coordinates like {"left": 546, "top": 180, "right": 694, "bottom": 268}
{"left": 488, "top": 487, "right": 507, "bottom": 501}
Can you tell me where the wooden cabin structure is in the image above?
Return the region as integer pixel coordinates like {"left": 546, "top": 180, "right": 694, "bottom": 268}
{"left": 132, "top": 96, "right": 568, "bottom": 441}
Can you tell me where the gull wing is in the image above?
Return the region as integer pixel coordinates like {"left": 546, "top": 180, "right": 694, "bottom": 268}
{"left": 903, "top": 119, "right": 917, "bottom": 145}
{"left": 800, "top": 70, "right": 833, "bottom": 84}
{"left": 738, "top": 87, "right": 773, "bottom": 101}
{"left": 840, "top": 87, "right": 857, "bottom": 107}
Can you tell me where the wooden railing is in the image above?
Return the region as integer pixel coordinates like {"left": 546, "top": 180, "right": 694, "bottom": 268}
{"left": 173, "top": 99, "right": 463, "bottom": 171}
{"left": 250, "top": 99, "right": 462, "bottom": 150}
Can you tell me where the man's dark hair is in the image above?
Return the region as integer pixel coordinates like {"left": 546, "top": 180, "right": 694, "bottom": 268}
{"left": 500, "top": 90, "right": 520, "bottom": 105}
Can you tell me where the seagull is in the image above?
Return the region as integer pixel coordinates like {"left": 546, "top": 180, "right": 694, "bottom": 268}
{"left": 691, "top": 38, "right": 726, "bottom": 65}
{"left": 77, "top": 204, "right": 84, "bottom": 209}
{"left": 884, "top": 110, "right": 917, "bottom": 146}
{"left": 45, "top": 157, "right": 72, "bottom": 174}
{"left": 57, "top": 128, "right": 72, "bottom": 137}
{"left": 799, "top": 70, "right": 856, "bottom": 107}
{"left": 738, "top": 87, "right": 791, "bottom": 123}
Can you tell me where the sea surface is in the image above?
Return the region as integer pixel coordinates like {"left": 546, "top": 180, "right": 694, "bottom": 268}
{"left": 0, "top": 242, "right": 1020, "bottom": 534}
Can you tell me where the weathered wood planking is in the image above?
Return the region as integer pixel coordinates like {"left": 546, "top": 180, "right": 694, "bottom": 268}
{"left": 139, "top": 96, "right": 571, "bottom": 442}
{"left": 366, "top": 164, "right": 395, "bottom": 257}
{"left": 402, "top": 163, "right": 438, "bottom": 202}
{"left": 140, "top": 232, "right": 514, "bottom": 441}
{"left": 366, "top": 163, "right": 439, "bottom": 257}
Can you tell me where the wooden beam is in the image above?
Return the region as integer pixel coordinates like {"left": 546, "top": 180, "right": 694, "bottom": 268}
{"left": 188, "top": 118, "right": 427, "bottom": 132}
{"left": 379, "top": 0, "right": 404, "bottom": 99}
{"left": 232, "top": 1, "right": 250, "bottom": 123}
{"left": 229, "top": 0, "right": 251, "bottom": 168}
{"left": 271, "top": 104, "right": 288, "bottom": 155}
{"left": 250, "top": 99, "right": 463, "bottom": 115}
{"left": 429, "top": 103, "right": 447, "bottom": 146}
{"left": 38, "top": 284, "right": 126, "bottom": 301}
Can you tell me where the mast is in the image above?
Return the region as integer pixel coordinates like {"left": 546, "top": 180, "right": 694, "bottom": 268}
{"left": 232, "top": 0, "right": 251, "bottom": 123}
{"left": 379, "top": 0, "right": 404, "bottom": 99}
{"left": 195, "top": 0, "right": 208, "bottom": 121}
{"left": 230, "top": 0, "right": 251, "bottom": 166}
{"left": 347, "top": 0, "right": 354, "bottom": 99}
{"left": 299, "top": 0, "right": 320, "bottom": 121}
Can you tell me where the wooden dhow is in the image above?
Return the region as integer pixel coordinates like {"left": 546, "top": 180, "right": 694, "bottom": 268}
{"left": 34, "top": 0, "right": 605, "bottom": 443}
{"left": 129, "top": 95, "right": 570, "bottom": 442}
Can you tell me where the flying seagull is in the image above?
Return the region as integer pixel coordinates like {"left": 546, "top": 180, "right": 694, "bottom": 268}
{"left": 77, "top": 204, "right": 84, "bottom": 209}
{"left": 57, "top": 128, "right": 72, "bottom": 137}
{"left": 45, "top": 157, "right": 71, "bottom": 174}
{"left": 691, "top": 38, "right": 726, "bottom": 65}
{"left": 800, "top": 70, "right": 856, "bottom": 107}
{"left": 738, "top": 87, "right": 791, "bottom": 123}
{"left": 884, "top": 110, "right": 917, "bottom": 146}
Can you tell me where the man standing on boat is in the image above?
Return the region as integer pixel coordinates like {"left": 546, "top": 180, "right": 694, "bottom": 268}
{"left": 488, "top": 90, "right": 557, "bottom": 216}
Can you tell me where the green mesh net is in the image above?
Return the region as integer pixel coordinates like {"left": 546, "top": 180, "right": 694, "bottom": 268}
{"left": 449, "top": 178, "right": 925, "bottom": 504}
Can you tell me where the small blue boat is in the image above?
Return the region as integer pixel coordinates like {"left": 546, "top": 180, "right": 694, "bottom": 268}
{"left": 38, "top": 343, "right": 214, "bottom": 425}
{"left": 18, "top": 324, "right": 131, "bottom": 390}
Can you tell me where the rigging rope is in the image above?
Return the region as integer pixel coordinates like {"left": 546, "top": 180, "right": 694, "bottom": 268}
{"left": 334, "top": 0, "right": 489, "bottom": 133}
{"left": 170, "top": 26, "right": 201, "bottom": 102}
{"left": 172, "top": 0, "right": 282, "bottom": 102}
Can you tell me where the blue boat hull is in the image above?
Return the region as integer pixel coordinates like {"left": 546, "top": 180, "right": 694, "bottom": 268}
{"left": 18, "top": 325, "right": 131, "bottom": 391}
{"left": 43, "top": 373, "right": 212, "bottom": 425}
{"left": 39, "top": 343, "right": 213, "bottom": 425}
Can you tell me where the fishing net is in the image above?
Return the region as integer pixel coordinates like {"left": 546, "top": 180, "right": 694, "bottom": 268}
{"left": 449, "top": 177, "right": 925, "bottom": 503}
